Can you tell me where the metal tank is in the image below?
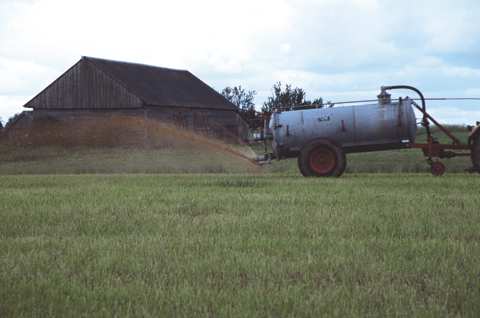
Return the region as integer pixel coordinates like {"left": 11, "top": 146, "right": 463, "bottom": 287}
{"left": 256, "top": 85, "right": 480, "bottom": 177}
{"left": 269, "top": 95, "right": 417, "bottom": 159}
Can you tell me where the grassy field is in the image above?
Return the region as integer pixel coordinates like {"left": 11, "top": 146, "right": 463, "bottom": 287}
{"left": 0, "top": 144, "right": 473, "bottom": 175}
{"left": 1, "top": 174, "right": 480, "bottom": 317}
{"left": 1, "top": 125, "right": 479, "bottom": 316}
{"left": 0, "top": 145, "right": 259, "bottom": 174}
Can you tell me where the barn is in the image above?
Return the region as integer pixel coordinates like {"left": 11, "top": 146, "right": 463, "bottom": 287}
{"left": 14, "top": 56, "right": 248, "bottom": 144}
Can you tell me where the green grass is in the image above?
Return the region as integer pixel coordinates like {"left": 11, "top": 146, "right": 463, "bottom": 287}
{"left": 1, "top": 174, "right": 480, "bottom": 317}
{"left": 1, "top": 125, "right": 478, "bottom": 316}
{"left": 0, "top": 145, "right": 258, "bottom": 174}
{"left": 0, "top": 142, "right": 474, "bottom": 176}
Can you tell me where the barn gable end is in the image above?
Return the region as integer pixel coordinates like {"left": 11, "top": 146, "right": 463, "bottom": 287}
{"left": 25, "top": 56, "right": 238, "bottom": 112}
{"left": 24, "top": 58, "right": 144, "bottom": 110}
{"left": 16, "top": 56, "right": 249, "bottom": 143}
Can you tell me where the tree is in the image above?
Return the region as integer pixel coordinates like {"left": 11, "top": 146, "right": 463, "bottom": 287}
{"left": 221, "top": 86, "right": 256, "bottom": 112}
{"left": 4, "top": 113, "right": 23, "bottom": 131}
{"left": 262, "top": 82, "right": 324, "bottom": 113}
{"left": 311, "top": 97, "right": 324, "bottom": 108}
{"left": 221, "top": 86, "right": 262, "bottom": 129}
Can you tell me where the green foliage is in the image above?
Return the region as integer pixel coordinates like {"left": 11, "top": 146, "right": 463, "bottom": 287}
{"left": 5, "top": 112, "right": 22, "bottom": 130}
{"left": 221, "top": 86, "right": 262, "bottom": 129}
{"left": 262, "top": 82, "right": 323, "bottom": 113}
{"left": 221, "top": 83, "right": 325, "bottom": 129}
{"left": 0, "top": 118, "right": 5, "bottom": 141}
{"left": 310, "top": 97, "right": 324, "bottom": 107}
{"left": 1, "top": 174, "right": 480, "bottom": 316}
{"left": 221, "top": 86, "right": 256, "bottom": 112}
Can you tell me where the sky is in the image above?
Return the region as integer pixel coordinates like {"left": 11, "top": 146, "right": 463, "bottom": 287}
{"left": 1, "top": 0, "right": 480, "bottom": 124}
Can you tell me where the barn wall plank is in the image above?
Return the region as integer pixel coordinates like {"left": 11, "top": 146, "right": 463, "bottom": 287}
{"left": 26, "top": 60, "right": 143, "bottom": 109}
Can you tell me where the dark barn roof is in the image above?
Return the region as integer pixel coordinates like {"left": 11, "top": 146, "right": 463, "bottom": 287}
{"left": 24, "top": 56, "right": 237, "bottom": 111}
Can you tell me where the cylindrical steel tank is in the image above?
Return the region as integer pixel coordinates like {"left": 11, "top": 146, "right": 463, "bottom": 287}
{"left": 269, "top": 98, "right": 417, "bottom": 158}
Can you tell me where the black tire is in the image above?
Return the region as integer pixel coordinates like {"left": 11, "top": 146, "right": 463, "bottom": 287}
{"left": 297, "top": 140, "right": 346, "bottom": 177}
{"left": 472, "top": 132, "right": 480, "bottom": 171}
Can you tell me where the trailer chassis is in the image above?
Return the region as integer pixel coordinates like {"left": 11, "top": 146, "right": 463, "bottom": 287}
{"left": 381, "top": 86, "right": 480, "bottom": 176}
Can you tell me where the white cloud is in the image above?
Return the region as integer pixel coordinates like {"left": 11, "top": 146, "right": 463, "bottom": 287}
{"left": 0, "top": 56, "right": 57, "bottom": 95}
{"left": 465, "top": 88, "right": 480, "bottom": 96}
{"left": 0, "top": 95, "right": 29, "bottom": 124}
{"left": 0, "top": 0, "right": 480, "bottom": 124}
{"left": 425, "top": 105, "right": 480, "bottom": 125}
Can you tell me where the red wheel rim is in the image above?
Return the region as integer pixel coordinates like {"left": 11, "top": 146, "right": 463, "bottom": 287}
{"left": 431, "top": 162, "right": 445, "bottom": 176}
{"left": 309, "top": 147, "right": 337, "bottom": 174}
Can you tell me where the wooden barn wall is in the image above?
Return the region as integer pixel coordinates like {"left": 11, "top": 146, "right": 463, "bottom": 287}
{"left": 25, "top": 60, "right": 143, "bottom": 110}
{"left": 145, "top": 107, "right": 249, "bottom": 141}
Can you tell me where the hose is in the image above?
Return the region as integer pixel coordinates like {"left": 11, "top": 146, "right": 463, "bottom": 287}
{"left": 381, "top": 85, "right": 431, "bottom": 138}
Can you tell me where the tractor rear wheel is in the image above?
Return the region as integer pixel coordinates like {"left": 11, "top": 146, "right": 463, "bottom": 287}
{"left": 472, "top": 132, "right": 480, "bottom": 172}
{"left": 298, "top": 140, "right": 346, "bottom": 177}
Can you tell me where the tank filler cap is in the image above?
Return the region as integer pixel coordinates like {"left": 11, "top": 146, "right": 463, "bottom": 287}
{"left": 377, "top": 87, "right": 392, "bottom": 105}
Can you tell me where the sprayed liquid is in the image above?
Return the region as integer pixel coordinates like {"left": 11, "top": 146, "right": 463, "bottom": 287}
{"left": 3, "top": 114, "right": 261, "bottom": 173}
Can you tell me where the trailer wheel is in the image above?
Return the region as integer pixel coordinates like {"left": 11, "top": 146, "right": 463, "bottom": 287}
{"left": 430, "top": 161, "right": 446, "bottom": 176}
{"left": 298, "top": 140, "right": 346, "bottom": 177}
